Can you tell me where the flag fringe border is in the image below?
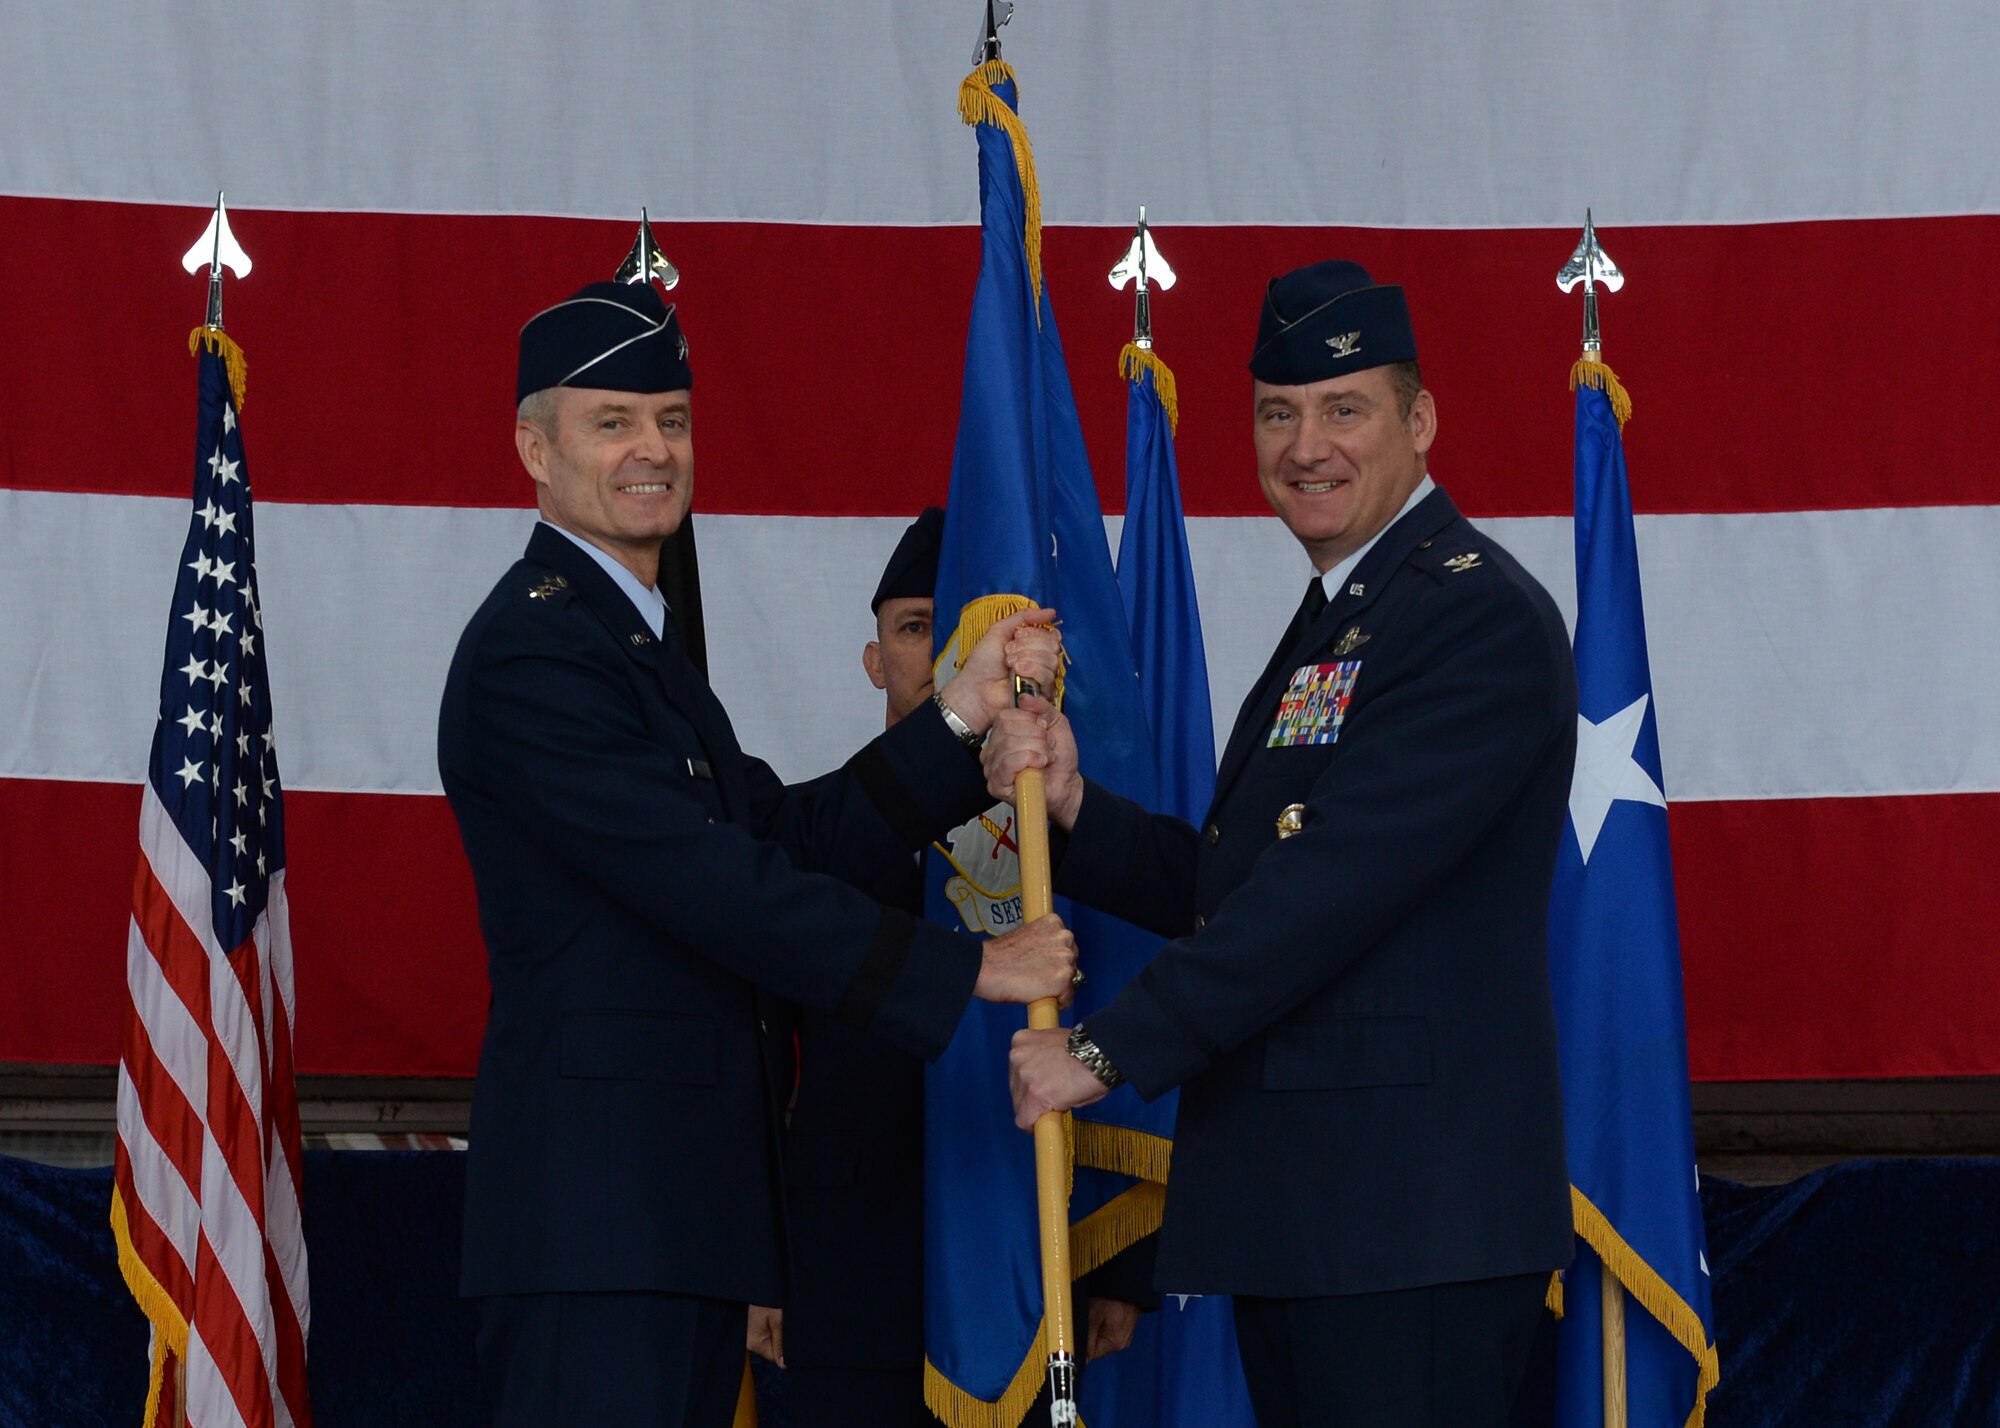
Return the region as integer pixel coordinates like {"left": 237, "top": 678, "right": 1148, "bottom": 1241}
{"left": 1073, "top": 1118, "right": 1171, "bottom": 1184}
{"left": 924, "top": 1180, "right": 1166, "bottom": 1428}
{"left": 957, "top": 59, "right": 1044, "bottom": 311}
{"left": 110, "top": 1184, "right": 189, "bottom": 1428}
{"left": 949, "top": 591, "right": 1068, "bottom": 705}
{"left": 1570, "top": 358, "right": 1630, "bottom": 429}
{"left": 1118, "top": 345, "right": 1179, "bottom": 433}
{"left": 189, "top": 326, "right": 248, "bottom": 410}
{"left": 1571, "top": 1184, "right": 1721, "bottom": 1428}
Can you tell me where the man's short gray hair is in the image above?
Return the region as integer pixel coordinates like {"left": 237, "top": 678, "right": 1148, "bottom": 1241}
{"left": 517, "top": 387, "right": 560, "bottom": 431}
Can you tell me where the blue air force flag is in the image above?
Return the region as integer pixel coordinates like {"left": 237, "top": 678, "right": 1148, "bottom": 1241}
{"left": 1549, "top": 370, "right": 1720, "bottom": 1428}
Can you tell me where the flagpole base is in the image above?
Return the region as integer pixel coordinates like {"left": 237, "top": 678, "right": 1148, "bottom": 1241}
{"left": 1044, "top": 1352, "right": 1078, "bottom": 1425}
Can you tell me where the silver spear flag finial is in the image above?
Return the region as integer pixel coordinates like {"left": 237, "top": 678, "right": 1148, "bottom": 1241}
{"left": 1108, "top": 207, "right": 1177, "bottom": 350}
{"left": 1556, "top": 208, "right": 1624, "bottom": 358}
{"left": 180, "top": 192, "right": 253, "bottom": 331}
{"left": 974, "top": 0, "right": 1014, "bottom": 65}
{"left": 615, "top": 207, "right": 680, "bottom": 291}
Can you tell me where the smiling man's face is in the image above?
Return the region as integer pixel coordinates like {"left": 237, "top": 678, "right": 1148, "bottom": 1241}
{"left": 1251, "top": 365, "right": 1435, "bottom": 572}
{"left": 517, "top": 385, "right": 693, "bottom": 583}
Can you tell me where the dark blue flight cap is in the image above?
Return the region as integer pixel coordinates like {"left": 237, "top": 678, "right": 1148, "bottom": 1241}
{"left": 871, "top": 507, "right": 944, "bottom": 613}
{"left": 1248, "top": 260, "right": 1417, "bottom": 386}
{"left": 516, "top": 281, "right": 693, "bottom": 404}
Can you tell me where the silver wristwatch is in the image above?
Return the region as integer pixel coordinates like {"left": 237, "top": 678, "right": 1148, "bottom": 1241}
{"left": 1067, "top": 1024, "right": 1124, "bottom": 1089}
{"left": 933, "top": 690, "right": 984, "bottom": 752}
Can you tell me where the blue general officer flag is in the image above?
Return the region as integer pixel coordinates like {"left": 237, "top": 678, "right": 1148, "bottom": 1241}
{"left": 1072, "top": 345, "right": 1255, "bottom": 1428}
{"left": 1550, "top": 366, "right": 1720, "bottom": 1428}
{"left": 923, "top": 58, "right": 1178, "bottom": 1426}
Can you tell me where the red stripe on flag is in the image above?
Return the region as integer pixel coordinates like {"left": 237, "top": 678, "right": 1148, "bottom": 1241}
{"left": 112, "top": 1157, "right": 196, "bottom": 1309}
{"left": 119, "top": 998, "right": 205, "bottom": 1201}
{"left": 192, "top": 1231, "right": 278, "bottom": 1428}
{"left": 1676, "top": 792, "right": 2000, "bottom": 1080}
{"left": 0, "top": 778, "right": 488, "bottom": 1074}
{"left": 265, "top": 1234, "right": 313, "bottom": 1427}
{"left": 11, "top": 775, "right": 2000, "bottom": 1080}
{"left": 202, "top": 940, "right": 275, "bottom": 1237}
{"left": 6, "top": 196, "right": 1999, "bottom": 517}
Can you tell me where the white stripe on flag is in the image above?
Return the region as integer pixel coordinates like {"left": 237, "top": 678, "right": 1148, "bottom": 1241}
{"left": 4, "top": 2, "right": 1996, "bottom": 226}
{"left": 9, "top": 494, "right": 2000, "bottom": 802}
{"left": 114, "top": 1065, "right": 200, "bottom": 1275}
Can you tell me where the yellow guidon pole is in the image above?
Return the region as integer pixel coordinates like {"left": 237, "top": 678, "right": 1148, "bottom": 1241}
{"left": 1011, "top": 674, "right": 1078, "bottom": 1423}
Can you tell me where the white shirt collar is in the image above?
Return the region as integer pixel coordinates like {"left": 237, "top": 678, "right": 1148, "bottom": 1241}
{"left": 1317, "top": 474, "right": 1436, "bottom": 601}
{"left": 541, "top": 521, "right": 667, "bottom": 639}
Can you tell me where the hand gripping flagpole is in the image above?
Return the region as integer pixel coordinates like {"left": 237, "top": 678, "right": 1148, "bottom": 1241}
{"left": 1009, "top": 678, "right": 1078, "bottom": 1423}
{"left": 1558, "top": 209, "right": 1629, "bottom": 1428}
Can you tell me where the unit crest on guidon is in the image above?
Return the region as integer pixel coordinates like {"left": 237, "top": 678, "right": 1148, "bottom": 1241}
{"left": 930, "top": 644, "right": 1025, "bottom": 935}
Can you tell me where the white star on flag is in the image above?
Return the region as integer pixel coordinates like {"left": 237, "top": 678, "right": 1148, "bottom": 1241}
{"left": 222, "top": 403, "right": 236, "bottom": 434}
{"left": 1568, "top": 693, "right": 1667, "bottom": 863}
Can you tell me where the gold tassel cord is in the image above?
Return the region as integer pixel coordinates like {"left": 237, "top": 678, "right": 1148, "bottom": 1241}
{"left": 1118, "top": 344, "right": 1179, "bottom": 434}
{"left": 958, "top": 59, "right": 1045, "bottom": 312}
{"left": 922, "top": 1181, "right": 1167, "bottom": 1428}
{"left": 1570, "top": 358, "right": 1631, "bottom": 430}
{"left": 1546, "top": 1269, "right": 1565, "bottom": 1317}
{"left": 190, "top": 326, "right": 249, "bottom": 412}
{"left": 1570, "top": 1185, "right": 1721, "bottom": 1428}
{"left": 951, "top": 592, "right": 1067, "bottom": 706}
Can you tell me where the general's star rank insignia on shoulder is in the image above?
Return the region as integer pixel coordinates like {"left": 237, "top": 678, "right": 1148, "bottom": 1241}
{"left": 1268, "top": 660, "right": 1362, "bottom": 747}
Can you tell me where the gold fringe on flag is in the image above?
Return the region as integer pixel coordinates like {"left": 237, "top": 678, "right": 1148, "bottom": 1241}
{"left": 923, "top": 1182, "right": 1166, "bottom": 1428}
{"left": 111, "top": 1187, "right": 191, "bottom": 1428}
{"left": 1118, "top": 344, "right": 1179, "bottom": 434}
{"left": 189, "top": 325, "right": 249, "bottom": 411}
{"left": 951, "top": 592, "right": 1067, "bottom": 706}
{"left": 1570, "top": 1185, "right": 1721, "bottom": 1428}
{"left": 1569, "top": 358, "right": 1631, "bottom": 430}
{"left": 1072, "top": 1118, "right": 1172, "bottom": 1185}
{"left": 957, "top": 59, "right": 1045, "bottom": 312}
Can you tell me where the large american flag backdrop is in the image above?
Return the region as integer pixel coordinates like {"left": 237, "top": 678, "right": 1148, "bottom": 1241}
{"left": 3, "top": 5, "right": 1996, "bottom": 1083}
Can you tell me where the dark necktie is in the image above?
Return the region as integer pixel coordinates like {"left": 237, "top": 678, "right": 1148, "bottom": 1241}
{"left": 1289, "top": 576, "right": 1329, "bottom": 650}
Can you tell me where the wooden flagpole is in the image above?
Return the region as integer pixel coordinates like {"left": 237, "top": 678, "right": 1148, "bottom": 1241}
{"left": 1013, "top": 759, "right": 1078, "bottom": 1420}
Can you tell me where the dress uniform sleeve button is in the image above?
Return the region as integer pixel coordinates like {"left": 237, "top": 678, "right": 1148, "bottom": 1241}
{"left": 1204, "top": 823, "right": 1221, "bottom": 846}
{"left": 1194, "top": 914, "right": 1206, "bottom": 930}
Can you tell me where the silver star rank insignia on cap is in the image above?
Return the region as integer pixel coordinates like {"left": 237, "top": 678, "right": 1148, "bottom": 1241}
{"left": 1443, "top": 551, "right": 1483, "bottom": 574}
{"left": 528, "top": 574, "right": 569, "bottom": 599}
{"left": 1323, "top": 331, "right": 1362, "bottom": 357}
{"left": 1332, "top": 626, "right": 1369, "bottom": 656}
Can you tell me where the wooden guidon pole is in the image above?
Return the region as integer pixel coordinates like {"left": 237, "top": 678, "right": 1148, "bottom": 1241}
{"left": 1012, "top": 755, "right": 1078, "bottom": 1422}
{"left": 1602, "top": 1265, "right": 1628, "bottom": 1427}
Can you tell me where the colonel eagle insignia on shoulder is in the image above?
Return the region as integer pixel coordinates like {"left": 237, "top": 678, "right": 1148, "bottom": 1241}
{"left": 1442, "top": 551, "right": 1483, "bottom": 574}
{"left": 528, "top": 574, "right": 569, "bottom": 600}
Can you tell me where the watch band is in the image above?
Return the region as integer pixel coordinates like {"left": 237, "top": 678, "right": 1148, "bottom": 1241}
{"left": 933, "top": 690, "right": 985, "bottom": 752}
{"left": 1067, "top": 1023, "right": 1125, "bottom": 1089}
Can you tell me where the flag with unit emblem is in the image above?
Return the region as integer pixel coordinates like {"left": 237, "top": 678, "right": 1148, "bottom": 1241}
{"left": 1548, "top": 363, "right": 1719, "bottom": 1428}
{"left": 111, "top": 331, "right": 313, "bottom": 1428}
{"left": 923, "top": 55, "right": 1181, "bottom": 1426}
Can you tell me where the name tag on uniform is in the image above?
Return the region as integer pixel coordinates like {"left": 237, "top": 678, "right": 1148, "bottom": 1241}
{"left": 1267, "top": 661, "right": 1361, "bottom": 748}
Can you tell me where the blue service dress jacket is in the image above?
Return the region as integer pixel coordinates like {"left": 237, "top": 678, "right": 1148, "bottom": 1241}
{"left": 1057, "top": 486, "right": 1578, "bottom": 1299}
{"left": 438, "top": 524, "right": 991, "bottom": 1307}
